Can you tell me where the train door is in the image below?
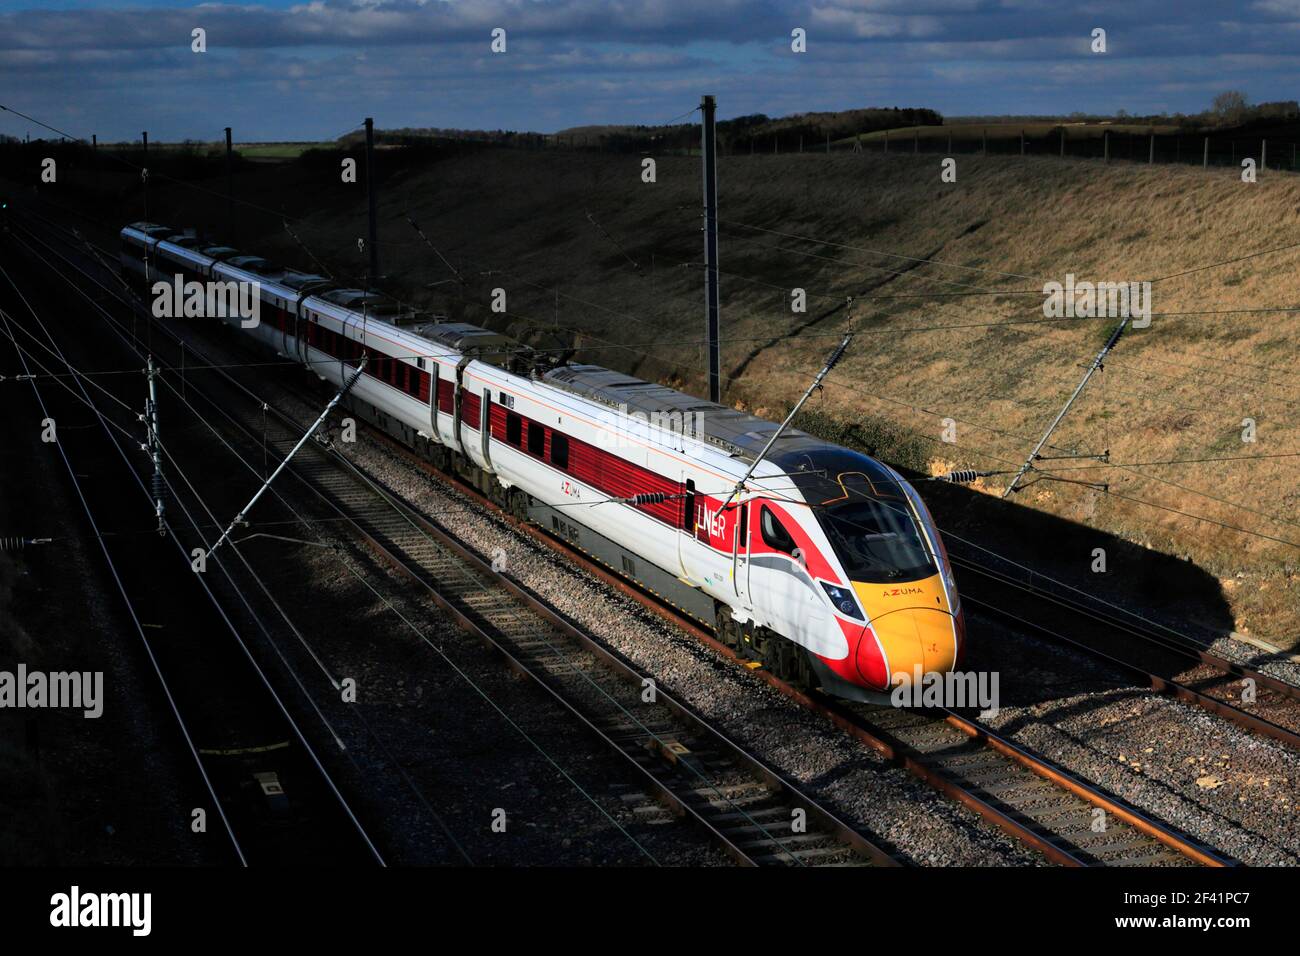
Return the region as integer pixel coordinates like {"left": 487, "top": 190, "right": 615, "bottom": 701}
{"left": 676, "top": 477, "right": 702, "bottom": 583}
{"left": 294, "top": 295, "right": 309, "bottom": 366}
{"left": 678, "top": 473, "right": 739, "bottom": 590}
{"left": 279, "top": 296, "right": 290, "bottom": 356}
{"left": 450, "top": 356, "right": 471, "bottom": 455}
{"left": 479, "top": 387, "right": 495, "bottom": 474}
{"left": 732, "top": 499, "right": 750, "bottom": 603}
{"left": 428, "top": 362, "right": 439, "bottom": 438}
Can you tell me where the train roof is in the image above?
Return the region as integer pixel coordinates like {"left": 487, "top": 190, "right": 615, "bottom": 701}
{"left": 316, "top": 288, "right": 384, "bottom": 309}
{"left": 280, "top": 273, "right": 331, "bottom": 291}
{"left": 412, "top": 321, "right": 512, "bottom": 352}
{"left": 119, "top": 221, "right": 891, "bottom": 491}
{"left": 224, "top": 255, "right": 287, "bottom": 275}
{"left": 542, "top": 363, "right": 836, "bottom": 464}
{"left": 303, "top": 291, "right": 447, "bottom": 333}
{"left": 126, "top": 222, "right": 172, "bottom": 237}
{"left": 163, "top": 234, "right": 204, "bottom": 248}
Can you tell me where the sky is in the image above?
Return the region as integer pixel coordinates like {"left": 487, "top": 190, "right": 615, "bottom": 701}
{"left": 1, "top": 0, "right": 1299, "bottom": 143}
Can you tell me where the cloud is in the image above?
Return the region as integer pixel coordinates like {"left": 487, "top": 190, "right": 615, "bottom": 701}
{"left": 0, "top": 0, "right": 795, "bottom": 50}
{"left": 1, "top": 0, "right": 1298, "bottom": 141}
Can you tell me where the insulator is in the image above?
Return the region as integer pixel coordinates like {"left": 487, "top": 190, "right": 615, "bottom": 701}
{"left": 824, "top": 333, "right": 853, "bottom": 372}
{"left": 1103, "top": 322, "right": 1127, "bottom": 351}
{"left": 0, "top": 537, "right": 49, "bottom": 551}
{"left": 340, "top": 365, "right": 366, "bottom": 397}
{"left": 939, "top": 469, "right": 980, "bottom": 484}
{"left": 151, "top": 471, "right": 166, "bottom": 503}
{"left": 627, "top": 492, "right": 669, "bottom": 506}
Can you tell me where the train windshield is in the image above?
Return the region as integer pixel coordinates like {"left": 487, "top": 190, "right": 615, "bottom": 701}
{"left": 816, "top": 498, "right": 935, "bottom": 584}
{"left": 778, "top": 450, "right": 939, "bottom": 584}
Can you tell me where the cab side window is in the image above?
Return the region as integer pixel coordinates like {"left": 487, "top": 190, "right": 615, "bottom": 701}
{"left": 760, "top": 505, "right": 796, "bottom": 554}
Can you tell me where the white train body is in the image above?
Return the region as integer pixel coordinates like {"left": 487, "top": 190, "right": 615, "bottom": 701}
{"left": 122, "top": 222, "right": 964, "bottom": 700}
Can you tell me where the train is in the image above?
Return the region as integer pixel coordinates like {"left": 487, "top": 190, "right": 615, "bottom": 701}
{"left": 120, "top": 221, "right": 965, "bottom": 702}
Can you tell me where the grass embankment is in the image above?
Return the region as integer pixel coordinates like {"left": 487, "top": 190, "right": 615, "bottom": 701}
{"left": 71, "top": 144, "right": 1300, "bottom": 645}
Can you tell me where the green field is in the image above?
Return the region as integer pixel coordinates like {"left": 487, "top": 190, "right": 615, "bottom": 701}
{"left": 94, "top": 141, "right": 322, "bottom": 160}
{"left": 238, "top": 142, "right": 320, "bottom": 160}
{"left": 854, "top": 122, "right": 1181, "bottom": 141}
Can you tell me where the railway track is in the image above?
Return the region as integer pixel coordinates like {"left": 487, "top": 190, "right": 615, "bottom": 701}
{"left": 204, "top": 393, "right": 1239, "bottom": 867}
{"left": 10, "top": 204, "right": 1263, "bottom": 867}
{"left": 7, "top": 207, "right": 899, "bottom": 868}
{"left": 316, "top": 425, "right": 1239, "bottom": 867}
{"left": 0, "top": 242, "right": 385, "bottom": 867}
{"left": 499, "top": 509, "right": 1233, "bottom": 866}
{"left": 950, "top": 555, "right": 1300, "bottom": 753}
{"left": 289, "top": 446, "right": 896, "bottom": 866}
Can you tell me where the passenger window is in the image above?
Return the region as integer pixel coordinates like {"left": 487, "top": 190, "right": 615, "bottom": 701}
{"left": 506, "top": 412, "right": 522, "bottom": 446}
{"left": 760, "top": 506, "right": 796, "bottom": 554}
{"left": 527, "top": 422, "right": 545, "bottom": 457}
{"left": 551, "top": 433, "right": 569, "bottom": 470}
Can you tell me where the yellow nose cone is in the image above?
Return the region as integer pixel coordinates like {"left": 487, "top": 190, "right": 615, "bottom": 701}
{"left": 852, "top": 575, "right": 958, "bottom": 687}
{"left": 869, "top": 607, "right": 958, "bottom": 681}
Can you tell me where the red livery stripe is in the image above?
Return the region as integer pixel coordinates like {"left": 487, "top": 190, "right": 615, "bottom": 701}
{"left": 460, "top": 389, "right": 482, "bottom": 427}
{"left": 468, "top": 389, "right": 687, "bottom": 530}
{"left": 436, "top": 377, "right": 454, "bottom": 414}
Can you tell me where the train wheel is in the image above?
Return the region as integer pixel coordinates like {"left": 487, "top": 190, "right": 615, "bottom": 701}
{"left": 757, "top": 628, "right": 813, "bottom": 688}
{"left": 714, "top": 604, "right": 735, "bottom": 647}
{"left": 713, "top": 604, "right": 747, "bottom": 653}
{"left": 712, "top": 605, "right": 813, "bottom": 687}
{"left": 503, "top": 487, "right": 529, "bottom": 521}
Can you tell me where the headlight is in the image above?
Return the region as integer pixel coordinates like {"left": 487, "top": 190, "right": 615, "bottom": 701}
{"left": 820, "top": 582, "right": 863, "bottom": 620}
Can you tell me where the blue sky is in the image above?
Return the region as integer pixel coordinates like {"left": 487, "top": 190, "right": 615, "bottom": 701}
{"left": 2, "top": 1, "right": 1298, "bottom": 142}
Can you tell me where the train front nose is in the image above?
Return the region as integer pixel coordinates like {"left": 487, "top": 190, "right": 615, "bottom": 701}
{"left": 853, "top": 606, "right": 959, "bottom": 690}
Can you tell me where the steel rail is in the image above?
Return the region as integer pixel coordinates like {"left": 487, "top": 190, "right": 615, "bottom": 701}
{"left": 16, "top": 205, "right": 1243, "bottom": 868}
{"left": 13, "top": 208, "right": 899, "bottom": 869}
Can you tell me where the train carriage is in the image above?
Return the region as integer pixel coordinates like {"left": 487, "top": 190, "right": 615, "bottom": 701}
{"left": 121, "top": 221, "right": 965, "bottom": 701}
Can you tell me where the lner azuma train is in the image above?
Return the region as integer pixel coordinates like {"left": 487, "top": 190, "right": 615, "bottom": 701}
{"left": 121, "top": 222, "right": 965, "bottom": 702}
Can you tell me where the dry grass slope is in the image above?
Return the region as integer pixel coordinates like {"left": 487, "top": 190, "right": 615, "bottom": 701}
{"left": 231, "top": 148, "right": 1300, "bottom": 644}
